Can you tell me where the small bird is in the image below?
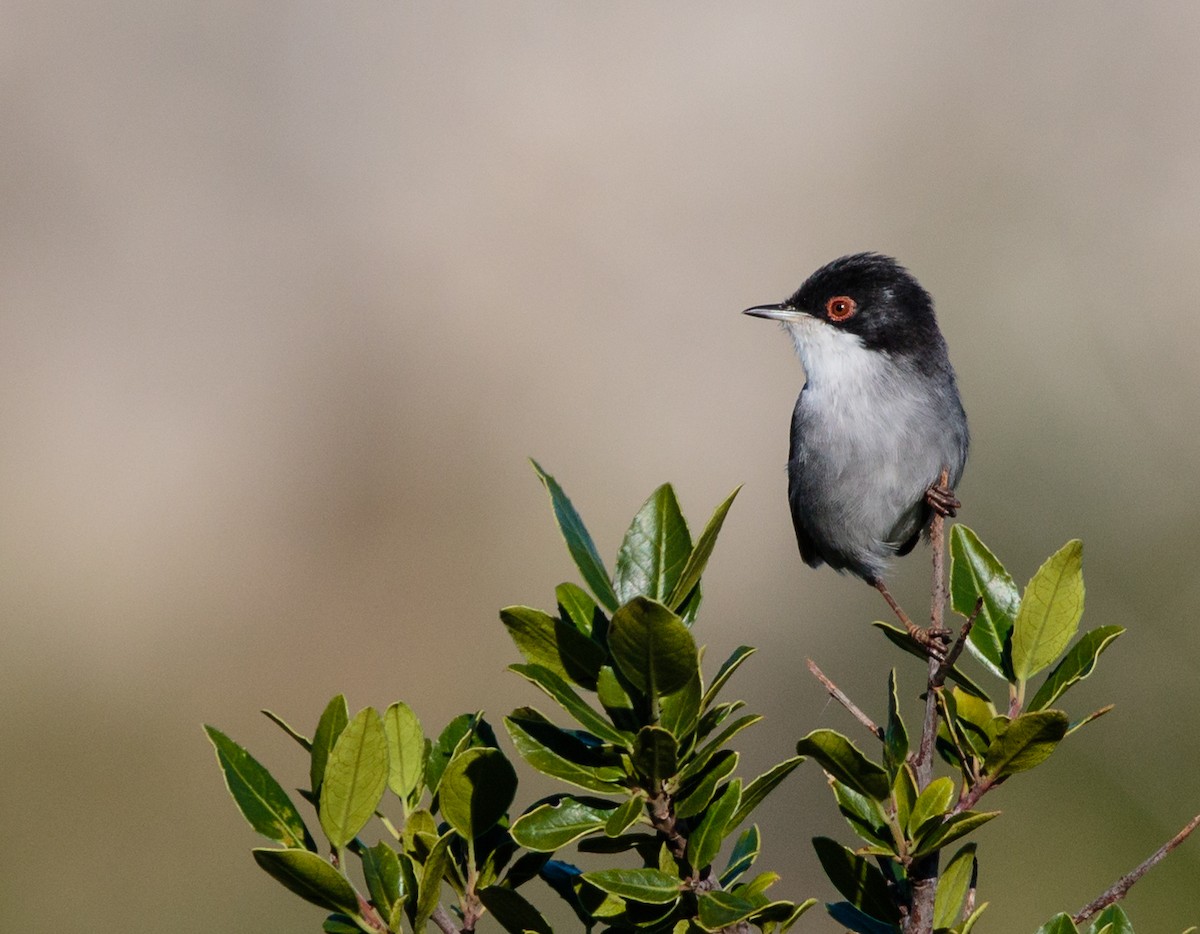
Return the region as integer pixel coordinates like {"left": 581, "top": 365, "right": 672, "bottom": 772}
{"left": 744, "top": 253, "right": 969, "bottom": 647}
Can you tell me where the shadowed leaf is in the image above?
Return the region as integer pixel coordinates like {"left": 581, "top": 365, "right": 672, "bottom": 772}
{"left": 439, "top": 747, "right": 518, "bottom": 839}
{"left": 1028, "top": 626, "right": 1124, "bottom": 711}
{"left": 796, "top": 730, "right": 889, "bottom": 801}
{"left": 531, "top": 460, "right": 618, "bottom": 611}
{"left": 252, "top": 848, "right": 360, "bottom": 916}
{"left": 812, "top": 836, "right": 900, "bottom": 924}
{"left": 609, "top": 597, "right": 698, "bottom": 696}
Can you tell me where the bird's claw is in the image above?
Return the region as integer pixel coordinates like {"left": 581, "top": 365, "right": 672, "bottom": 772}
{"left": 925, "top": 483, "right": 961, "bottom": 518}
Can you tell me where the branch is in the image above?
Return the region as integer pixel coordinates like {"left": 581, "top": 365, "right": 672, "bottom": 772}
{"left": 1072, "top": 814, "right": 1200, "bottom": 925}
{"left": 431, "top": 905, "right": 461, "bottom": 934}
{"left": 806, "top": 658, "right": 883, "bottom": 741}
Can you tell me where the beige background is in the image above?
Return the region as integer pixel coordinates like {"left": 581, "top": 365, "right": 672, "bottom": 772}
{"left": 3, "top": 3, "right": 1199, "bottom": 931}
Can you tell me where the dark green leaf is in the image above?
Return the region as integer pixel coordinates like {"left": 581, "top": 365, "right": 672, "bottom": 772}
{"left": 796, "top": 730, "right": 889, "bottom": 801}
{"left": 361, "top": 841, "right": 401, "bottom": 915}
{"left": 614, "top": 484, "right": 692, "bottom": 604}
{"left": 596, "top": 666, "right": 639, "bottom": 733}
{"left": 720, "top": 825, "right": 760, "bottom": 887}
{"left": 501, "top": 606, "right": 606, "bottom": 691}
{"left": 687, "top": 779, "right": 741, "bottom": 869}
{"left": 756, "top": 899, "right": 817, "bottom": 932}
{"left": 950, "top": 524, "right": 1020, "bottom": 680}
{"left": 1012, "top": 540, "right": 1086, "bottom": 683}
{"left": 205, "top": 726, "right": 315, "bottom": 851}
{"left": 439, "top": 747, "right": 517, "bottom": 839}
{"left": 604, "top": 794, "right": 646, "bottom": 837}
{"left": 322, "top": 915, "right": 361, "bottom": 934}
{"left": 609, "top": 597, "right": 698, "bottom": 697}
{"left": 414, "top": 831, "right": 454, "bottom": 934}
{"left": 826, "top": 901, "right": 901, "bottom": 934}
{"left": 261, "top": 709, "right": 312, "bottom": 752}
{"left": 1087, "top": 905, "right": 1133, "bottom": 934}
{"left": 678, "top": 715, "right": 761, "bottom": 785}
{"left": 697, "top": 891, "right": 759, "bottom": 931}
{"left": 675, "top": 750, "right": 738, "bottom": 820}
{"left": 1028, "top": 626, "right": 1124, "bottom": 711}
{"left": 531, "top": 460, "right": 619, "bottom": 611}
{"left": 510, "top": 663, "right": 631, "bottom": 746}
{"left": 252, "top": 848, "right": 360, "bottom": 916}
{"left": 311, "top": 695, "right": 350, "bottom": 794}
{"left": 871, "top": 622, "right": 991, "bottom": 699}
{"left": 812, "top": 836, "right": 900, "bottom": 924}
{"left": 982, "top": 710, "right": 1069, "bottom": 779}
{"left": 934, "top": 843, "right": 976, "bottom": 931}
{"left": 479, "top": 885, "right": 554, "bottom": 934}
{"left": 426, "top": 713, "right": 477, "bottom": 795}
{"left": 557, "top": 582, "right": 602, "bottom": 637}
{"left": 884, "top": 670, "right": 908, "bottom": 780}
{"left": 319, "top": 707, "right": 388, "bottom": 849}
{"left": 659, "top": 669, "right": 703, "bottom": 742}
{"left": 581, "top": 868, "right": 681, "bottom": 905}
{"left": 910, "top": 810, "right": 999, "bottom": 858}
{"left": 701, "top": 645, "right": 756, "bottom": 709}
{"left": 667, "top": 486, "right": 740, "bottom": 611}
{"left": 510, "top": 796, "right": 618, "bottom": 851}
{"left": 632, "top": 727, "right": 678, "bottom": 784}
{"left": 728, "top": 756, "right": 804, "bottom": 828}
{"left": 829, "top": 778, "right": 892, "bottom": 851}
{"left": 503, "top": 709, "right": 625, "bottom": 793}
{"left": 1035, "top": 913, "right": 1079, "bottom": 934}
{"left": 382, "top": 701, "right": 424, "bottom": 807}
{"left": 696, "top": 701, "right": 743, "bottom": 741}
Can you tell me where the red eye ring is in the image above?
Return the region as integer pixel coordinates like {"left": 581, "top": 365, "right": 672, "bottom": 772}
{"left": 825, "top": 295, "right": 857, "bottom": 321}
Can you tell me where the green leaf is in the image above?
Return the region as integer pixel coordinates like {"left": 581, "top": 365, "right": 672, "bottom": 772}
{"left": 910, "top": 810, "right": 999, "bottom": 858}
{"left": 632, "top": 726, "right": 678, "bottom": 784}
{"left": 933, "top": 843, "right": 976, "bottom": 930}
{"left": 883, "top": 670, "right": 908, "bottom": 780}
{"left": 701, "top": 645, "right": 756, "bottom": 709}
{"left": 728, "top": 756, "right": 804, "bottom": 828}
{"left": 697, "top": 891, "right": 759, "bottom": 931}
{"left": 205, "top": 726, "right": 315, "bottom": 851}
{"left": 667, "top": 486, "right": 740, "bottom": 611}
{"left": 982, "top": 710, "right": 1069, "bottom": 780}
{"left": 1035, "top": 913, "right": 1079, "bottom": 934}
{"left": 503, "top": 708, "right": 625, "bottom": 793}
{"left": 311, "top": 695, "right": 350, "bottom": 793}
{"left": 796, "top": 730, "right": 889, "bottom": 801}
{"left": 557, "top": 582, "right": 602, "bottom": 636}
{"left": 531, "top": 460, "right": 619, "bottom": 611}
{"left": 826, "top": 901, "right": 901, "bottom": 934}
{"left": 676, "top": 750, "right": 739, "bottom": 820}
{"left": 659, "top": 669, "right": 703, "bottom": 742}
{"left": 687, "top": 779, "right": 741, "bottom": 869}
{"left": 950, "top": 524, "right": 1020, "bottom": 680}
{"left": 501, "top": 606, "right": 606, "bottom": 691}
{"left": 812, "top": 836, "right": 900, "bottom": 924}
{"left": 1028, "top": 626, "right": 1124, "bottom": 711}
{"left": 361, "top": 841, "right": 401, "bottom": 915}
{"left": 961, "top": 901, "right": 990, "bottom": 933}
{"left": 1088, "top": 905, "right": 1133, "bottom": 934}
{"left": 721, "top": 824, "right": 760, "bottom": 887}
{"left": 604, "top": 794, "right": 646, "bottom": 837}
{"left": 596, "top": 665, "right": 638, "bottom": 732}
{"left": 319, "top": 707, "right": 389, "bottom": 849}
{"left": 438, "top": 747, "right": 517, "bottom": 839}
{"left": 614, "top": 484, "right": 693, "bottom": 604}
{"left": 678, "top": 715, "right": 762, "bottom": 785}
{"left": 510, "top": 796, "right": 618, "bottom": 851}
{"left": 1012, "top": 540, "right": 1086, "bottom": 683}
{"left": 322, "top": 915, "right": 361, "bottom": 934}
{"left": 829, "top": 778, "right": 892, "bottom": 851}
{"left": 609, "top": 597, "right": 699, "bottom": 697}
{"left": 871, "top": 622, "right": 991, "bottom": 699}
{"left": 252, "top": 848, "right": 361, "bottom": 916}
{"left": 479, "top": 885, "right": 554, "bottom": 934}
{"left": 261, "top": 709, "right": 312, "bottom": 752}
{"left": 382, "top": 702, "right": 425, "bottom": 807}
{"left": 426, "top": 713, "right": 480, "bottom": 795}
{"left": 414, "top": 831, "right": 454, "bottom": 934}
{"left": 581, "top": 868, "right": 681, "bottom": 905}
{"left": 510, "top": 663, "right": 631, "bottom": 746}
{"left": 908, "top": 776, "right": 957, "bottom": 839}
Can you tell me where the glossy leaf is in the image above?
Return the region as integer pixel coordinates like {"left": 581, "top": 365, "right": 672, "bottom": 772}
{"left": 666, "top": 486, "right": 740, "bottom": 611}
{"left": 439, "top": 747, "right": 517, "bottom": 839}
{"left": 310, "top": 695, "right": 349, "bottom": 793}
{"left": 382, "top": 701, "right": 424, "bottom": 806}
{"left": 511, "top": 796, "right": 617, "bottom": 851}
{"left": 982, "top": 710, "right": 1069, "bottom": 779}
{"left": 871, "top": 622, "right": 990, "bottom": 698}
{"left": 908, "top": 776, "right": 957, "bottom": 839}
{"left": 697, "top": 891, "right": 759, "bottom": 931}
{"left": 614, "top": 484, "right": 692, "bottom": 604}
{"left": 1087, "top": 905, "right": 1133, "bottom": 934}
{"left": 479, "top": 885, "right": 554, "bottom": 934}
{"left": 205, "top": 726, "right": 315, "bottom": 851}
{"left": 414, "top": 831, "right": 454, "bottom": 934}
{"left": 721, "top": 824, "right": 760, "bottom": 887}
{"left": 728, "top": 755, "right": 804, "bottom": 828}
{"left": 675, "top": 750, "right": 739, "bottom": 820}
{"left": 581, "top": 868, "right": 681, "bottom": 904}
{"left": 796, "top": 730, "right": 889, "bottom": 801}
{"left": 557, "top": 582, "right": 601, "bottom": 637}
{"left": 501, "top": 606, "right": 606, "bottom": 691}
{"left": 596, "top": 666, "right": 638, "bottom": 732}
{"left": 1028, "top": 626, "right": 1124, "bottom": 711}
{"left": 883, "top": 670, "right": 908, "bottom": 780}
{"left": 812, "top": 836, "right": 900, "bottom": 924}
{"left": 504, "top": 708, "right": 625, "bottom": 793}
{"left": 1035, "top": 914, "right": 1079, "bottom": 934}
{"left": 687, "top": 779, "right": 741, "bottom": 869}
{"left": 950, "top": 524, "right": 1020, "bottom": 680}
{"left": 609, "top": 597, "right": 698, "bottom": 696}
{"left": 531, "top": 460, "right": 619, "bottom": 611}
{"left": 701, "top": 645, "right": 756, "bottom": 709}
{"left": 933, "top": 843, "right": 976, "bottom": 930}
{"left": 604, "top": 794, "right": 646, "bottom": 837}
{"left": 510, "top": 663, "right": 630, "bottom": 746}
{"left": 659, "top": 669, "right": 703, "bottom": 741}
{"left": 632, "top": 726, "right": 678, "bottom": 784}
{"left": 252, "top": 848, "right": 360, "bottom": 916}
{"left": 910, "top": 810, "right": 999, "bottom": 858}
{"left": 1012, "top": 540, "right": 1085, "bottom": 683}
{"left": 678, "top": 715, "right": 761, "bottom": 785}
{"left": 426, "top": 713, "right": 476, "bottom": 795}
{"left": 830, "top": 778, "right": 892, "bottom": 851}
{"left": 826, "top": 900, "right": 902, "bottom": 934}
{"left": 319, "top": 707, "right": 389, "bottom": 849}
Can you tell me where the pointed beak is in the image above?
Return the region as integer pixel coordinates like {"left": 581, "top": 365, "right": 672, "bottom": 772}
{"left": 743, "top": 303, "right": 804, "bottom": 322}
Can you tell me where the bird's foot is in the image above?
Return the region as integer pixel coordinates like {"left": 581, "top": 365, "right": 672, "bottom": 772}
{"left": 874, "top": 579, "right": 952, "bottom": 661}
{"left": 925, "top": 482, "right": 961, "bottom": 518}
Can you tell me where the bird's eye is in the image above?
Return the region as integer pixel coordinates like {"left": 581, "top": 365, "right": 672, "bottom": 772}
{"left": 825, "top": 296, "right": 857, "bottom": 322}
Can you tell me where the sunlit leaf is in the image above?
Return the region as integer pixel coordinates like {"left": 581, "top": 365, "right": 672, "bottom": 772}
{"left": 531, "top": 460, "right": 618, "bottom": 611}
{"left": 319, "top": 707, "right": 389, "bottom": 849}
{"left": 812, "top": 836, "right": 900, "bottom": 924}
{"left": 382, "top": 701, "right": 424, "bottom": 807}
{"left": 510, "top": 796, "right": 617, "bottom": 851}
{"left": 609, "top": 597, "right": 698, "bottom": 697}
{"left": 501, "top": 606, "right": 606, "bottom": 691}
{"left": 310, "top": 695, "right": 349, "bottom": 794}
{"left": 581, "top": 868, "right": 681, "bottom": 905}
{"left": 982, "top": 710, "right": 1069, "bottom": 780}
{"left": 614, "top": 484, "right": 692, "bottom": 604}
{"left": 950, "top": 524, "right": 1020, "bottom": 680}
{"left": 933, "top": 843, "right": 976, "bottom": 930}
{"left": 1012, "top": 540, "right": 1085, "bottom": 683}
{"left": 687, "top": 780, "right": 741, "bottom": 869}
{"left": 252, "top": 848, "right": 360, "bottom": 916}
{"left": 1028, "top": 626, "right": 1123, "bottom": 711}
{"left": 796, "top": 730, "right": 889, "bottom": 801}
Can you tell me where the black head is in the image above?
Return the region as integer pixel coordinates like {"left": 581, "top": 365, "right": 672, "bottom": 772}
{"left": 746, "top": 253, "right": 948, "bottom": 370}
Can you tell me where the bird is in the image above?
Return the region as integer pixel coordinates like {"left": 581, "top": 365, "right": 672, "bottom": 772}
{"left": 743, "top": 252, "right": 969, "bottom": 649}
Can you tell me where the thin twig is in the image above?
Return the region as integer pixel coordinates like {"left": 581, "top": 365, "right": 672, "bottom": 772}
{"left": 1072, "top": 814, "right": 1200, "bottom": 925}
{"left": 933, "top": 598, "right": 982, "bottom": 688}
{"left": 806, "top": 658, "right": 884, "bottom": 741}
{"left": 431, "top": 905, "right": 462, "bottom": 934}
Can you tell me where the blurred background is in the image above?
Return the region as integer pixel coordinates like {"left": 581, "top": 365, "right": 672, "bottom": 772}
{"left": 3, "top": 3, "right": 1199, "bottom": 931}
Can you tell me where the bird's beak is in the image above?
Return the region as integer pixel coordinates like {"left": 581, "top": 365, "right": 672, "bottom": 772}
{"left": 743, "top": 303, "right": 804, "bottom": 322}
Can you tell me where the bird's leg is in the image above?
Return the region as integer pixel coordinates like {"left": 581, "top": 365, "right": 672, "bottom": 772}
{"left": 874, "top": 578, "right": 951, "bottom": 659}
{"left": 925, "top": 481, "right": 961, "bottom": 518}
